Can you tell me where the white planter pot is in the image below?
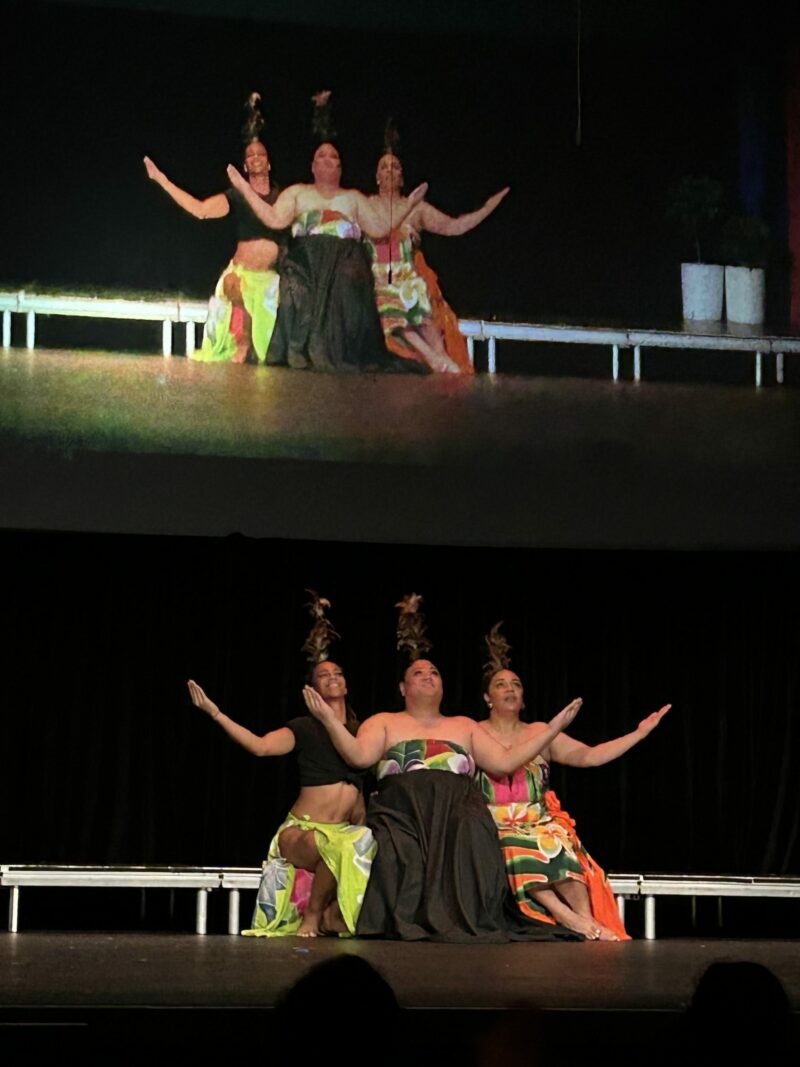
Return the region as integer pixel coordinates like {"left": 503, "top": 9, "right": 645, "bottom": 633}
{"left": 681, "top": 263, "right": 724, "bottom": 323}
{"left": 725, "top": 266, "right": 765, "bottom": 326}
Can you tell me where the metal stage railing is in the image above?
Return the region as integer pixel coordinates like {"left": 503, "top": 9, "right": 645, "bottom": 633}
{"left": 3, "top": 864, "right": 798, "bottom": 939}
{"left": 2, "top": 289, "right": 797, "bottom": 386}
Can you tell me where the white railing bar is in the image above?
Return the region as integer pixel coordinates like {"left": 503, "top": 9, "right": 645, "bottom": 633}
{"left": 228, "top": 888, "right": 240, "bottom": 936}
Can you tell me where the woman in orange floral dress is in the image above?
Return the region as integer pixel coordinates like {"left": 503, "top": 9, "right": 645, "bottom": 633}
{"left": 477, "top": 625, "right": 670, "bottom": 940}
{"left": 364, "top": 151, "right": 508, "bottom": 373}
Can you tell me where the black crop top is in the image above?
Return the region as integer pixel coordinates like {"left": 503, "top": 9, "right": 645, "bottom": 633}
{"left": 225, "top": 186, "right": 288, "bottom": 245}
{"left": 286, "top": 716, "right": 364, "bottom": 789}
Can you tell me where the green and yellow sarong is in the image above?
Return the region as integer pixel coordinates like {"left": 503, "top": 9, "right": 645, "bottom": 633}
{"left": 193, "top": 260, "right": 280, "bottom": 363}
{"left": 243, "top": 812, "right": 375, "bottom": 937}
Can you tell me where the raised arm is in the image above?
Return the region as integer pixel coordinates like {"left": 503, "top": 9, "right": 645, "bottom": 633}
{"left": 415, "top": 187, "right": 510, "bottom": 237}
{"left": 549, "top": 704, "right": 671, "bottom": 768}
{"left": 302, "top": 686, "right": 387, "bottom": 768}
{"left": 144, "top": 157, "right": 229, "bottom": 220}
{"left": 187, "top": 679, "right": 295, "bottom": 757}
{"left": 473, "top": 698, "right": 583, "bottom": 775}
{"left": 226, "top": 164, "right": 297, "bottom": 228}
{"left": 352, "top": 183, "right": 429, "bottom": 237}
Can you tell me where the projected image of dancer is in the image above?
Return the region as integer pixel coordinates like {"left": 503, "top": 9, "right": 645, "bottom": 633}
{"left": 187, "top": 592, "right": 374, "bottom": 937}
{"left": 478, "top": 622, "right": 670, "bottom": 940}
{"left": 366, "top": 130, "right": 509, "bottom": 374}
{"left": 302, "top": 595, "right": 582, "bottom": 942}
{"left": 227, "top": 92, "right": 427, "bottom": 372}
{"left": 144, "top": 93, "right": 286, "bottom": 364}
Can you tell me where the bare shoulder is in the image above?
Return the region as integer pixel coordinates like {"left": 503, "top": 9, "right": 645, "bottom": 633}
{"left": 359, "top": 710, "right": 392, "bottom": 729}
{"left": 444, "top": 714, "right": 483, "bottom": 737}
{"left": 521, "top": 721, "right": 550, "bottom": 739}
{"left": 291, "top": 183, "right": 319, "bottom": 207}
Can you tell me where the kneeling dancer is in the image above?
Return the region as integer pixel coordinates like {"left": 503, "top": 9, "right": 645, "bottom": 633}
{"left": 188, "top": 592, "right": 374, "bottom": 936}
{"left": 478, "top": 622, "right": 670, "bottom": 940}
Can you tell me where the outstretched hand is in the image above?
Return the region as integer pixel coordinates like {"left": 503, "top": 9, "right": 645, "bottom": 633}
{"left": 407, "top": 182, "right": 429, "bottom": 206}
{"left": 227, "top": 163, "right": 248, "bottom": 193}
{"left": 637, "top": 704, "right": 671, "bottom": 737}
{"left": 485, "top": 186, "right": 510, "bottom": 213}
{"left": 143, "top": 155, "right": 164, "bottom": 183}
{"left": 549, "top": 697, "right": 582, "bottom": 734}
{"left": 302, "top": 685, "right": 337, "bottom": 725}
{"left": 187, "top": 679, "right": 220, "bottom": 719}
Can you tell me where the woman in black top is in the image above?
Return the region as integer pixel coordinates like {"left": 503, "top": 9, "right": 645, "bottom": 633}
{"left": 144, "top": 95, "right": 286, "bottom": 364}
{"left": 188, "top": 659, "right": 374, "bottom": 937}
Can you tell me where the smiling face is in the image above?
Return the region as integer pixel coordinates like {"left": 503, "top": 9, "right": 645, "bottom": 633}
{"left": 312, "top": 660, "right": 348, "bottom": 701}
{"left": 311, "top": 142, "right": 342, "bottom": 185}
{"left": 400, "top": 659, "right": 443, "bottom": 705}
{"left": 376, "top": 152, "right": 403, "bottom": 195}
{"left": 484, "top": 669, "right": 524, "bottom": 717}
{"left": 243, "top": 140, "right": 269, "bottom": 176}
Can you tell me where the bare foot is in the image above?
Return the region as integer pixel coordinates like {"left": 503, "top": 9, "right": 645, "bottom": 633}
{"left": 597, "top": 924, "right": 621, "bottom": 942}
{"left": 426, "top": 353, "right": 460, "bottom": 374}
{"left": 320, "top": 900, "right": 347, "bottom": 935}
{"left": 559, "top": 911, "right": 605, "bottom": 941}
{"left": 232, "top": 343, "right": 250, "bottom": 364}
{"left": 297, "top": 914, "right": 321, "bottom": 938}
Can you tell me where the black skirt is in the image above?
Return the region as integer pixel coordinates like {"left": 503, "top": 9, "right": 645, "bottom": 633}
{"left": 268, "top": 235, "right": 412, "bottom": 372}
{"left": 357, "top": 770, "right": 578, "bottom": 943}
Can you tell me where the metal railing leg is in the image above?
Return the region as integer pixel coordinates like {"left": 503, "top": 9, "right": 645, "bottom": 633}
{"left": 755, "top": 351, "right": 763, "bottom": 387}
{"left": 185, "top": 323, "right": 195, "bottom": 357}
{"left": 2, "top": 310, "right": 10, "bottom": 347}
{"left": 644, "top": 895, "right": 656, "bottom": 940}
{"left": 196, "top": 888, "right": 208, "bottom": 935}
{"left": 228, "top": 889, "right": 240, "bottom": 936}
{"left": 162, "top": 320, "right": 173, "bottom": 358}
{"left": 487, "top": 337, "right": 497, "bottom": 375}
{"left": 26, "top": 311, "right": 35, "bottom": 349}
{"left": 9, "top": 886, "right": 19, "bottom": 932}
{"left": 612, "top": 344, "right": 619, "bottom": 381}
{"left": 616, "top": 895, "right": 626, "bottom": 924}
{"left": 776, "top": 352, "right": 784, "bottom": 385}
{"left": 633, "top": 345, "right": 641, "bottom": 382}
{"left": 466, "top": 336, "right": 474, "bottom": 368}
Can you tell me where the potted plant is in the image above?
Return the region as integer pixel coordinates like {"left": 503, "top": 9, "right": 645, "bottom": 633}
{"left": 720, "top": 214, "right": 770, "bottom": 326}
{"left": 666, "top": 176, "right": 726, "bottom": 323}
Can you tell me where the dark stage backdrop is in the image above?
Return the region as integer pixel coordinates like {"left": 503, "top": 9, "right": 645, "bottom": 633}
{"left": 3, "top": 529, "right": 798, "bottom": 881}
{"left": 2, "top": 1, "right": 793, "bottom": 328}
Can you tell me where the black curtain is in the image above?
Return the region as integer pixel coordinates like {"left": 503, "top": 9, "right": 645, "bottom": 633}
{"left": 3, "top": 528, "right": 797, "bottom": 877}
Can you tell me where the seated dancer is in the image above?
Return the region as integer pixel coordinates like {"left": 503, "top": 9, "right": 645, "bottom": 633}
{"left": 302, "top": 595, "right": 582, "bottom": 943}
{"left": 187, "top": 592, "right": 374, "bottom": 937}
{"left": 478, "top": 622, "right": 670, "bottom": 941}
{"left": 365, "top": 131, "right": 509, "bottom": 374}
{"left": 144, "top": 93, "right": 286, "bottom": 364}
{"left": 227, "top": 92, "right": 427, "bottom": 372}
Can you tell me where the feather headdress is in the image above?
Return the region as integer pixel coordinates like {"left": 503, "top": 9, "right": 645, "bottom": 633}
{"left": 395, "top": 592, "right": 432, "bottom": 662}
{"left": 242, "top": 91, "right": 265, "bottom": 145}
{"left": 383, "top": 116, "right": 400, "bottom": 157}
{"left": 483, "top": 621, "right": 512, "bottom": 678}
{"left": 302, "top": 589, "right": 340, "bottom": 664}
{"left": 311, "top": 89, "right": 337, "bottom": 144}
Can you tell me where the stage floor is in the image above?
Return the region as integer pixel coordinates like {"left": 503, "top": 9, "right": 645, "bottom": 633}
{"left": 1, "top": 349, "right": 799, "bottom": 547}
{"left": 3, "top": 933, "right": 798, "bottom": 1063}
{"left": 3, "top": 932, "right": 800, "bottom": 1011}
